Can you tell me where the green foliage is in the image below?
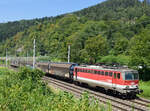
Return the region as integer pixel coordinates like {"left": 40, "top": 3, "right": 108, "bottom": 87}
{"left": 138, "top": 81, "right": 150, "bottom": 99}
{"left": 75, "top": 0, "right": 147, "bottom": 21}
{"left": 138, "top": 67, "right": 150, "bottom": 81}
{"left": 0, "top": 68, "right": 107, "bottom": 111}
{"left": 1, "top": 0, "right": 150, "bottom": 80}
{"left": 129, "top": 29, "right": 150, "bottom": 67}
{"left": 112, "top": 33, "right": 129, "bottom": 55}
{"left": 99, "top": 55, "right": 130, "bottom": 65}
{"left": 36, "top": 56, "right": 50, "bottom": 62}
{"left": 18, "top": 67, "right": 44, "bottom": 81}
{"left": 85, "top": 35, "right": 108, "bottom": 63}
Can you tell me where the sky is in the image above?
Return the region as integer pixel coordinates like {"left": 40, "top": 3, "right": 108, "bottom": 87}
{"left": 0, "top": 0, "right": 106, "bottom": 23}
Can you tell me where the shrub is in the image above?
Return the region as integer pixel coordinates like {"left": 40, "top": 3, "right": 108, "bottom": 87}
{"left": 0, "top": 67, "right": 107, "bottom": 111}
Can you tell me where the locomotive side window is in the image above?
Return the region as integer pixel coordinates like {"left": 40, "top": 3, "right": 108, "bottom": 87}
{"left": 101, "top": 71, "right": 104, "bottom": 75}
{"left": 97, "top": 71, "right": 99, "bottom": 74}
{"left": 105, "top": 72, "right": 108, "bottom": 76}
{"left": 85, "top": 70, "right": 87, "bottom": 73}
{"left": 117, "top": 73, "right": 120, "bottom": 79}
{"left": 92, "top": 70, "right": 94, "bottom": 74}
{"left": 114, "top": 73, "right": 117, "bottom": 79}
{"left": 94, "top": 70, "right": 97, "bottom": 74}
{"left": 109, "top": 72, "right": 112, "bottom": 77}
{"left": 100, "top": 71, "right": 102, "bottom": 75}
{"left": 90, "top": 70, "right": 92, "bottom": 73}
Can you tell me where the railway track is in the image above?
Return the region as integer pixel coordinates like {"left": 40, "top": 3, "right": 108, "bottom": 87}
{"left": 42, "top": 76, "right": 150, "bottom": 111}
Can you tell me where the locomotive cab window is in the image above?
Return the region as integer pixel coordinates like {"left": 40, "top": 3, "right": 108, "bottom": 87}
{"left": 125, "top": 72, "right": 139, "bottom": 80}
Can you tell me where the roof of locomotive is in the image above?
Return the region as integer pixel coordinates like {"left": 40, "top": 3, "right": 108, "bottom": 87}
{"left": 75, "top": 65, "right": 137, "bottom": 72}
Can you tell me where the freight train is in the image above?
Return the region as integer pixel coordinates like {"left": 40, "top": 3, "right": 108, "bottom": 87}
{"left": 10, "top": 60, "right": 143, "bottom": 98}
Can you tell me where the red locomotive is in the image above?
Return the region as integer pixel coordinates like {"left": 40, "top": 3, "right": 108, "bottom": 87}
{"left": 73, "top": 65, "right": 143, "bottom": 98}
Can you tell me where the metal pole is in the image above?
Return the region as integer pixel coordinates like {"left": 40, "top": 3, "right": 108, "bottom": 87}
{"left": 6, "top": 48, "right": 7, "bottom": 67}
{"left": 26, "top": 51, "right": 28, "bottom": 65}
{"left": 33, "top": 39, "right": 36, "bottom": 69}
{"left": 68, "top": 45, "right": 70, "bottom": 63}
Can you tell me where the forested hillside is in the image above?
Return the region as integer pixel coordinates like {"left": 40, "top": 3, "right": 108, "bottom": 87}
{"left": 0, "top": 17, "right": 59, "bottom": 42}
{"left": 75, "top": 0, "right": 150, "bottom": 21}
{"left": 1, "top": 0, "right": 150, "bottom": 80}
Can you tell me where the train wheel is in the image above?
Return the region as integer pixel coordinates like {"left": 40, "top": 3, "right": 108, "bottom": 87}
{"left": 107, "top": 89, "right": 113, "bottom": 96}
{"left": 122, "top": 94, "right": 127, "bottom": 99}
{"left": 95, "top": 86, "right": 105, "bottom": 93}
{"left": 74, "top": 81, "right": 80, "bottom": 86}
{"left": 129, "top": 94, "right": 136, "bottom": 99}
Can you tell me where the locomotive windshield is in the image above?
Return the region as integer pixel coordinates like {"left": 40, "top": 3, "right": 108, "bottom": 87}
{"left": 125, "top": 72, "right": 139, "bottom": 80}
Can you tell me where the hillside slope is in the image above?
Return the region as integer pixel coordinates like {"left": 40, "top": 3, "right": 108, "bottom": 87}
{"left": 0, "top": 17, "right": 56, "bottom": 42}
{"left": 75, "top": 0, "right": 150, "bottom": 20}
{"left": 1, "top": 0, "right": 149, "bottom": 43}
{"left": 0, "top": 0, "right": 150, "bottom": 68}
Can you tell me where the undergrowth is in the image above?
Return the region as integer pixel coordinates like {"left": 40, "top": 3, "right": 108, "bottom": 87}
{"left": 0, "top": 67, "right": 108, "bottom": 111}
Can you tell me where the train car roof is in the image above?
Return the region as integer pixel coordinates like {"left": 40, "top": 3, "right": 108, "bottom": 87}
{"left": 37, "top": 62, "right": 78, "bottom": 68}
{"left": 38, "top": 61, "right": 77, "bottom": 64}
{"left": 75, "top": 65, "right": 137, "bottom": 72}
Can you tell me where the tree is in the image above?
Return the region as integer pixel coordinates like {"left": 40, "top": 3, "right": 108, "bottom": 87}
{"left": 129, "top": 29, "right": 150, "bottom": 67}
{"left": 85, "top": 35, "right": 108, "bottom": 64}
{"left": 113, "top": 33, "right": 129, "bottom": 55}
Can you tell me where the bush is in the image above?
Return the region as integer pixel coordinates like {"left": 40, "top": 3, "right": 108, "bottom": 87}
{"left": 0, "top": 67, "right": 107, "bottom": 111}
{"left": 18, "top": 67, "right": 44, "bottom": 81}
